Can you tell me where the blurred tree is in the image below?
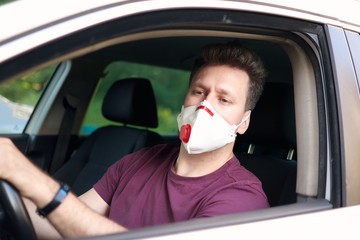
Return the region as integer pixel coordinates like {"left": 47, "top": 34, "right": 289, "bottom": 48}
{"left": 82, "top": 61, "right": 189, "bottom": 134}
{"left": 0, "top": 65, "right": 56, "bottom": 106}
{"left": 0, "top": 0, "right": 15, "bottom": 5}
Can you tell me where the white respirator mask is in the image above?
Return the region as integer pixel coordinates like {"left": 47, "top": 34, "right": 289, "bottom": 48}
{"left": 177, "top": 100, "right": 250, "bottom": 154}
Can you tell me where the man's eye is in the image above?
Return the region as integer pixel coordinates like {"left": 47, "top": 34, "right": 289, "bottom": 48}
{"left": 194, "top": 90, "right": 204, "bottom": 95}
{"left": 220, "top": 98, "right": 231, "bottom": 104}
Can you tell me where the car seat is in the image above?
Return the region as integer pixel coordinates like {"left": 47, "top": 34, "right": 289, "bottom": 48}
{"left": 235, "top": 82, "right": 296, "bottom": 159}
{"left": 53, "top": 78, "right": 163, "bottom": 195}
{"left": 234, "top": 82, "right": 297, "bottom": 206}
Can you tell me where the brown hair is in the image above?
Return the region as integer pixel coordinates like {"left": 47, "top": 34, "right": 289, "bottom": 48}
{"left": 190, "top": 42, "right": 267, "bottom": 111}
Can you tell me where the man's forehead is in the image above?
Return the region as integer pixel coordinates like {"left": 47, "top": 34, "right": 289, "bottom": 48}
{"left": 190, "top": 73, "right": 248, "bottom": 97}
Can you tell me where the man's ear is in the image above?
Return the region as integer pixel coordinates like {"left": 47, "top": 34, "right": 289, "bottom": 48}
{"left": 237, "top": 110, "right": 251, "bottom": 135}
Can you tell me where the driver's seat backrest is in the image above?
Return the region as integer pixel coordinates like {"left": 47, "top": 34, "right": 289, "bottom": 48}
{"left": 53, "top": 78, "right": 163, "bottom": 195}
{"left": 234, "top": 82, "right": 297, "bottom": 206}
{"left": 235, "top": 82, "right": 296, "bottom": 159}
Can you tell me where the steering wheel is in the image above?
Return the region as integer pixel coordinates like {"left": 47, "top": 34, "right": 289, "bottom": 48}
{"left": 0, "top": 180, "right": 36, "bottom": 240}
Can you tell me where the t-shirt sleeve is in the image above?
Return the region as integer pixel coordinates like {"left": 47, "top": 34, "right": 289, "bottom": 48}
{"left": 194, "top": 183, "right": 269, "bottom": 218}
{"left": 93, "top": 156, "right": 127, "bottom": 205}
{"left": 92, "top": 145, "right": 163, "bottom": 205}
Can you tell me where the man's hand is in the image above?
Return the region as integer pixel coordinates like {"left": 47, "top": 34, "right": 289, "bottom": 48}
{"left": 0, "top": 137, "right": 127, "bottom": 238}
{"left": 0, "top": 137, "right": 58, "bottom": 207}
{"left": 0, "top": 137, "right": 28, "bottom": 184}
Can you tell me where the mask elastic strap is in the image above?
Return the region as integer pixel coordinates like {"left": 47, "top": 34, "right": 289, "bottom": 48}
{"left": 238, "top": 113, "right": 250, "bottom": 126}
{"left": 230, "top": 113, "right": 251, "bottom": 138}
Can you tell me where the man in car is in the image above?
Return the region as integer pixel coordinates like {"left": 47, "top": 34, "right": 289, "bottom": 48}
{"left": 0, "top": 42, "right": 269, "bottom": 239}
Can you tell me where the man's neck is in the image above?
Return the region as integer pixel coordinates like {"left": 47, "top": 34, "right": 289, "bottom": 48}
{"left": 173, "top": 143, "right": 235, "bottom": 177}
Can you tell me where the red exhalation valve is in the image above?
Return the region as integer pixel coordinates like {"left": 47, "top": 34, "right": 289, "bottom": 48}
{"left": 179, "top": 124, "right": 191, "bottom": 143}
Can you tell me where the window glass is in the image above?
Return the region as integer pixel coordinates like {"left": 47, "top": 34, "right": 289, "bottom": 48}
{"left": 0, "top": 65, "right": 56, "bottom": 133}
{"left": 81, "top": 61, "right": 190, "bottom": 135}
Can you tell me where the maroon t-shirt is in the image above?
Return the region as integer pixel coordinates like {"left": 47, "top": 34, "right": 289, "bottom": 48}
{"left": 94, "top": 144, "right": 269, "bottom": 229}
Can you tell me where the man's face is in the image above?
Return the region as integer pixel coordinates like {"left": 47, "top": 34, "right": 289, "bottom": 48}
{"left": 184, "top": 65, "right": 251, "bottom": 135}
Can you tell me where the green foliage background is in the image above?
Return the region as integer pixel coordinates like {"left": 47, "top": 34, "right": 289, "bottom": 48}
{"left": 0, "top": 65, "right": 56, "bottom": 106}
{"left": 0, "top": 0, "right": 14, "bottom": 5}
{"left": 82, "top": 61, "right": 190, "bottom": 134}
{"left": 0, "top": 62, "right": 189, "bottom": 135}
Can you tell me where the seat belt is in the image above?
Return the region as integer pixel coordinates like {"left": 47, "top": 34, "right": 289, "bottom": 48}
{"left": 49, "top": 95, "right": 78, "bottom": 174}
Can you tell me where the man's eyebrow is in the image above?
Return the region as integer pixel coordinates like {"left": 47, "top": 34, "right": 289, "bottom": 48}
{"left": 190, "top": 81, "right": 206, "bottom": 89}
{"left": 217, "top": 87, "right": 236, "bottom": 98}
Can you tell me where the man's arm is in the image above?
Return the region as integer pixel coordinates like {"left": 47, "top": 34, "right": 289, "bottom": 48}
{"left": 79, "top": 188, "right": 110, "bottom": 216}
{"left": 43, "top": 185, "right": 127, "bottom": 238}
{"left": 0, "top": 138, "right": 127, "bottom": 239}
{"left": 25, "top": 188, "right": 113, "bottom": 239}
{"left": 24, "top": 198, "right": 62, "bottom": 240}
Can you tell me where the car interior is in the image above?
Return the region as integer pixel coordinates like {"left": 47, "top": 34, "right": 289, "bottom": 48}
{"left": 1, "top": 10, "right": 326, "bottom": 237}
{"left": 52, "top": 77, "right": 164, "bottom": 195}
{"left": 23, "top": 32, "right": 319, "bottom": 207}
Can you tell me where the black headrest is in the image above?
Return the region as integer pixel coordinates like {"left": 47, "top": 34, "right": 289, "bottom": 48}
{"left": 102, "top": 78, "right": 158, "bottom": 128}
{"left": 237, "top": 82, "right": 296, "bottom": 149}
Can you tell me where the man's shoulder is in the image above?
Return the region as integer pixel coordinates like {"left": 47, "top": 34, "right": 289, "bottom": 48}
{"left": 227, "top": 157, "right": 259, "bottom": 180}
{"left": 217, "top": 158, "right": 269, "bottom": 208}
